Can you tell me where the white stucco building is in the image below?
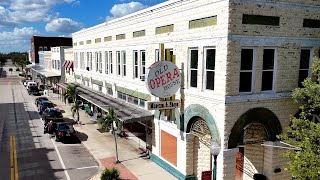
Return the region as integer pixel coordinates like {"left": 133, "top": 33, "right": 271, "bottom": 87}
{"left": 70, "top": 0, "right": 320, "bottom": 179}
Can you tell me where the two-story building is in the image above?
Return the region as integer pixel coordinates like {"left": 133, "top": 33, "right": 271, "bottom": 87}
{"left": 71, "top": 0, "right": 320, "bottom": 179}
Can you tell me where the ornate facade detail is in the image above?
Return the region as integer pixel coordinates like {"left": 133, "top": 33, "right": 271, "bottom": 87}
{"left": 190, "top": 119, "right": 212, "bottom": 146}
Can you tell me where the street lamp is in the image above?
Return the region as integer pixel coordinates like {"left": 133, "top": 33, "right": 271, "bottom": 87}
{"left": 210, "top": 141, "right": 221, "bottom": 180}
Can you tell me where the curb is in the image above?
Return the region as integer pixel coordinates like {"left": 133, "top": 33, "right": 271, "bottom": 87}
{"left": 49, "top": 95, "right": 103, "bottom": 180}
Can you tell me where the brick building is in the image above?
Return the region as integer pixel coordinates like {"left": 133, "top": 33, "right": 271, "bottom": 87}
{"left": 30, "top": 36, "right": 72, "bottom": 64}
{"left": 70, "top": 0, "right": 320, "bottom": 179}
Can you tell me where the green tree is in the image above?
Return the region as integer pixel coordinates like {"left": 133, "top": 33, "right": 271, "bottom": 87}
{"left": 100, "top": 167, "right": 120, "bottom": 180}
{"left": 99, "top": 107, "right": 121, "bottom": 163}
{"left": 278, "top": 57, "right": 320, "bottom": 179}
{"left": 71, "top": 103, "right": 81, "bottom": 123}
{"left": 64, "top": 85, "right": 78, "bottom": 103}
{"left": 64, "top": 85, "right": 80, "bottom": 123}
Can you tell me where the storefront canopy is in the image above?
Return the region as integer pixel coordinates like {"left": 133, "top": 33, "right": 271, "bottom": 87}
{"left": 73, "top": 84, "right": 153, "bottom": 124}
{"left": 30, "top": 65, "right": 60, "bottom": 78}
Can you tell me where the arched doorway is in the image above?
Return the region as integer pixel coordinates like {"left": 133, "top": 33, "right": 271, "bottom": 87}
{"left": 187, "top": 117, "right": 212, "bottom": 180}
{"left": 183, "top": 104, "right": 220, "bottom": 180}
{"left": 228, "top": 108, "right": 282, "bottom": 179}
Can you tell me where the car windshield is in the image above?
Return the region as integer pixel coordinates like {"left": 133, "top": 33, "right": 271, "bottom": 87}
{"left": 58, "top": 124, "right": 73, "bottom": 131}
{"left": 48, "top": 110, "right": 62, "bottom": 117}
{"left": 39, "top": 97, "right": 48, "bottom": 101}
{"left": 42, "top": 102, "right": 53, "bottom": 107}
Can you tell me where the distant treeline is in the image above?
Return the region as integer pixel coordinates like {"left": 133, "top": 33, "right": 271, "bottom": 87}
{"left": 0, "top": 52, "right": 29, "bottom": 67}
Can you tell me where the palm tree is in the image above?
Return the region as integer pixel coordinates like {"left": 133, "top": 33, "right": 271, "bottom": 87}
{"left": 71, "top": 103, "right": 81, "bottom": 124}
{"left": 64, "top": 85, "right": 80, "bottom": 123}
{"left": 102, "top": 107, "right": 121, "bottom": 163}
{"left": 64, "top": 85, "right": 78, "bottom": 103}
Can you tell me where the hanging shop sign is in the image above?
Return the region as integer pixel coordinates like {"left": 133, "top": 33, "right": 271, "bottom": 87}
{"left": 146, "top": 61, "right": 181, "bottom": 98}
{"left": 147, "top": 100, "right": 181, "bottom": 110}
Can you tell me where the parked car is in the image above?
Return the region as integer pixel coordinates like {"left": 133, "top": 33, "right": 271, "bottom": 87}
{"left": 41, "top": 108, "right": 63, "bottom": 123}
{"left": 26, "top": 81, "right": 37, "bottom": 90}
{"left": 23, "top": 80, "right": 33, "bottom": 87}
{"left": 28, "top": 86, "right": 40, "bottom": 95}
{"left": 52, "top": 122, "right": 77, "bottom": 142}
{"left": 35, "top": 97, "right": 49, "bottom": 107}
{"left": 38, "top": 100, "right": 54, "bottom": 114}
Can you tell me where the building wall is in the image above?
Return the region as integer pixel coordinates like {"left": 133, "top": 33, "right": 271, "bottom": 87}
{"left": 70, "top": 0, "right": 320, "bottom": 179}
{"left": 30, "top": 36, "right": 72, "bottom": 64}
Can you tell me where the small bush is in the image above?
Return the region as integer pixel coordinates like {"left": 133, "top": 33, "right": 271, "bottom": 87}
{"left": 100, "top": 167, "right": 120, "bottom": 180}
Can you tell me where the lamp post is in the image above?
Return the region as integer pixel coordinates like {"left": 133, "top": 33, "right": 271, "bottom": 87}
{"left": 210, "top": 141, "right": 221, "bottom": 180}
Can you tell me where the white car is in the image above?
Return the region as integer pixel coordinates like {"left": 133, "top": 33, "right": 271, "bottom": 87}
{"left": 23, "top": 80, "right": 33, "bottom": 87}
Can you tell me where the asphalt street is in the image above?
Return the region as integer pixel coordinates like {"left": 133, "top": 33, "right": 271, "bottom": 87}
{"left": 0, "top": 63, "right": 99, "bottom": 180}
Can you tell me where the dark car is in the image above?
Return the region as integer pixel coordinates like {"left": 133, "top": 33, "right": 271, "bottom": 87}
{"left": 52, "top": 122, "right": 76, "bottom": 142}
{"left": 38, "top": 100, "right": 54, "bottom": 114}
{"left": 35, "top": 97, "right": 49, "bottom": 107}
{"left": 28, "top": 86, "right": 40, "bottom": 95}
{"left": 41, "top": 108, "right": 63, "bottom": 123}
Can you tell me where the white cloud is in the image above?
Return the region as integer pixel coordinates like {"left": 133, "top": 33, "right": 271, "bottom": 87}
{"left": 106, "top": 1, "right": 148, "bottom": 21}
{"left": 0, "top": 0, "right": 76, "bottom": 26}
{"left": 0, "top": 27, "right": 39, "bottom": 52}
{"left": 45, "top": 18, "right": 82, "bottom": 33}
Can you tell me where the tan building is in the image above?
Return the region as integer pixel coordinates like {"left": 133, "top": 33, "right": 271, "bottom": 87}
{"left": 71, "top": 0, "right": 320, "bottom": 179}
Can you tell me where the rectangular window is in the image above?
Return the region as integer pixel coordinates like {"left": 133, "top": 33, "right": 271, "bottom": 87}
{"left": 95, "top": 38, "right": 101, "bottom": 43}
{"left": 116, "top": 34, "right": 126, "bottom": 40}
{"left": 87, "top": 52, "right": 90, "bottom": 70}
{"left": 242, "top": 14, "right": 280, "bottom": 26}
{"left": 73, "top": 42, "right": 77, "bottom": 46}
{"left": 298, "top": 49, "right": 311, "bottom": 87}
{"left": 165, "top": 49, "right": 174, "bottom": 62}
{"left": 189, "top": 48, "right": 198, "bottom": 88}
{"left": 122, "top": 51, "right": 126, "bottom": 76}
{"left": 155, "top": 49, "right": 160, "bottom": 61}
{"left": 134, "top": 51, "right": 139, "bottom": 78}
{"left": 205, "top": 48, "right": 216, "bottom": 90}
{"left": 86, "top": 40, "right": 92, "bottom": 44}
{"left": 95, "top": 52, "right": 99, "bottom": 72}
{"left": 303, "top": 19, "right": 320, "bottom": 28}
{"left": 262, "top": 49, "right": 276, "bottom": 91}
{"left": 99, "top": 52, "right": 102, "bottom": 73}
{"left": 104, "top": 36, "right": 112, "bottom": 42}
{"left": 79, "top": 41, "right": 84, "bottom": 45}
{"left": 89, "top": 52, "right": 93, "bottom": 71}
{"left": 141, "top": 50, "right": 146, "bottom": 81}
{"left": 189, "top": 16, "right": 217, "bottom": 29}
{"left": 239, "top": 49, "right": 254, "bottom": 92}
{"left": 133, "top": 30, "right": 145, "bottom": 38}
{"left": 156, "top": 24, "right": 174, "bottom": 34}
{"left": 105, "top": 51, "right": 109, "bottom": 74}
{"left": 116, "top": 51, "right": 121, "bottom": 75}
{"left": 109, "top": 51, "right": 113, "bottom": 74}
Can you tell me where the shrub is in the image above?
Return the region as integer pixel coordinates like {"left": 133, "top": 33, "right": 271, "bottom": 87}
{"left": 100, "top": 167, "right": 120, "bottom": 180}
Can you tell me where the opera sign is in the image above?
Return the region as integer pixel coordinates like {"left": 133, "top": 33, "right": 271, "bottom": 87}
{"left": 146, "top": 61, "right": 181, "bottom": 98}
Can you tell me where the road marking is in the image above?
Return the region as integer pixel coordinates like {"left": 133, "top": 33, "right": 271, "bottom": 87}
{"left": 10, "top": 136, "right": 18, "bottom": 180}
{"left": 10, "top": 136, "right": 14, "bottom": 180}
{"left": 13, "top": 136, "right": 18, "bottom": 180}
{"left": 51, "top": 138, "right": 71, "bottom": 180}
{"left": 75, "top": 166, "right": 99, "bottom": 170}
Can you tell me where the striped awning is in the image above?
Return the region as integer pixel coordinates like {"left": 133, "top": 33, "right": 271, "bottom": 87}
{"left": 64, "top": 61, "right": 70, "bottom": 68}
{"left": 62, "top": 61, "right": 68, "bottom": 67}
{"left": 66, "top": 61, "right": 73, "bottom": 69}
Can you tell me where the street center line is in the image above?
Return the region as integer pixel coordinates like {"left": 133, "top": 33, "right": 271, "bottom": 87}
{"left": 10, "top": 136, "right": 14, "bottom": 180}
{"left": 51, "top": 138, "right": 71, "bottom": 180}
{"left": 13, "top": 136, "right": 19, "bottom": 180}
{"left": 76, "top": 166, "right": 99, "bottom": 170}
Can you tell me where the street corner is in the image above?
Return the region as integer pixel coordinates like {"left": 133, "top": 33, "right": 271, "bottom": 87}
{"left": 100, "top": 157, "right": 138, "bottom": 180}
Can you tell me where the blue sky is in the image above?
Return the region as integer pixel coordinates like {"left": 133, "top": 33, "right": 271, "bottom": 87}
{"left": 0, "top": 0, "right": 166, "bottom": 53}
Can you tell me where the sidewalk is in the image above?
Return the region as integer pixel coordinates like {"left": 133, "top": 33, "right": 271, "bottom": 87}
{"left": 48, "top": 92, "right": 177, "bottom": 180}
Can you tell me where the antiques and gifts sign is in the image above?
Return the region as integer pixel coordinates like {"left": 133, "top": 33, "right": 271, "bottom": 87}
{"left": 146, "top": 61, "right": 181, "bottom": 98}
